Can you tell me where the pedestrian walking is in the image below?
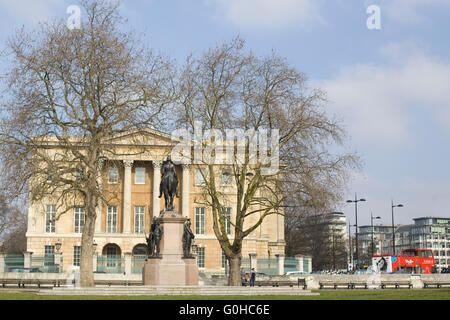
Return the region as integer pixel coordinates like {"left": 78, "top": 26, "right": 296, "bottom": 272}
{"left": 250, "top": 268, "right": 256, "bottom": 287}
{"left": 241, "top": 268, "right": 247, "bottom": 286}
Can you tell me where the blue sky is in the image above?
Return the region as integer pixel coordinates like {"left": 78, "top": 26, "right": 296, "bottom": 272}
{"left": 1, "top": 0, "right": 450, "bottom": 228}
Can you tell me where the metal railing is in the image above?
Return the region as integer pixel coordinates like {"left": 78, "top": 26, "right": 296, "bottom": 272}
{"left": 284, "top": 257, "right": 298, "bottom": 273}
{"left": 257, "top": 258, "right": 277, "bottom": 275}
{"left": 132, "top": 255, "right": 146, "bottom": 274}
{"left": 31, "top": 255, "right": 63, "bottom": 273}
{"left": 4, "top": 254, "right": 24, "bottom": 272}
{"left": 96, "top": 255, "right": 124, "bottom": 274}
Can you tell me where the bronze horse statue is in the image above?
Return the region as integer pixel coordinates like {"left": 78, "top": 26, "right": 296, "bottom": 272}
{"left": 159, "top": 156, "right": 179, "bottom": 211}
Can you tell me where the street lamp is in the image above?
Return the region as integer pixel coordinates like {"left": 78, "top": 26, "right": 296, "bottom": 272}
{"left": 93, "top": 241, "right": 98, "bottom": 254}
{"left": 55, "top": 239, "right": 62, "bottom": 252}
{"left": 371, "top": 213, "right": 381, "bottom": 257}
{"left": 348, "top": 223, "right": 357, "bottom": 272}
{"left": 391, "top": 201, "right": 404, "bottom": 254}
{"left": 347, "top": 195, "right": 366, "bottom": 269}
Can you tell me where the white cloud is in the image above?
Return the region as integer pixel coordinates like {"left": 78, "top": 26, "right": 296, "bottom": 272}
{"left": 317, "top": 43, "right": 450, "bottom": 146}
{"left": 207, "top": 0, "right": 323, "bottom": 30}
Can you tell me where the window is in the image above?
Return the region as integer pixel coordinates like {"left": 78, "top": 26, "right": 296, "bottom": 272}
{"left": 195, "top": 168, "right": 206, "bottom": 186}
{"left": 135, "top": 167, "right": 146, "bottom": 184}
{"left": 45, "top": 205, "right": 56, "bottom": 233}
{"left": 107, "top": 206, "right": 118, "bottom": 233}
{"left": 222, "top": 250, "right": 227, "bottom": 269}
{"left": 108, "top": 167, "right": 119, "bottom": 183}
{"left": 195, "top": 207, "right": 205, "bottom": 235}
{"left": 222, "top": 207, "right": 231, "bottom": 235}
{"left": 196, "top": 247, "right": 205, "bottom": 269}
{"left": 221, "top": 170, "right": 232, "bottom": 186}
{"left": 73, "top": 246, "right": 81, "bottom": 266}
{"left": 132, "top": 245, "right": 147, "bottom": 256}
{"left": 134, "top": 206, "right": 145, "bottom": 234}
{"left": 106, "top": 245, "right": 118, "bottom": 267}
{"left": 44, "top": 245, "right": 55, "bottom": 267}
{"left": 74, "top": 207, "right": 85, "bottom": 233}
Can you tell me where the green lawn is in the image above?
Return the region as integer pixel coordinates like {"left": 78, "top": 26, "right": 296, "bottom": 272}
{"left": 0, "top": 289, "right": 449, "bottom": 300}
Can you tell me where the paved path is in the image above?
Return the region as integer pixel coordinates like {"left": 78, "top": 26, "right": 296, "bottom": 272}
{"left": 38, "top": 285, "right": 320, "bottom": 296}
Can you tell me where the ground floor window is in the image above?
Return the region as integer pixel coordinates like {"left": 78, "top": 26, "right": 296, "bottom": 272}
{"left": 73, "top": 246, "right": 81, "bottom": 266}
{"left": 196, "top": 247, "right": 205, "bottom": 269}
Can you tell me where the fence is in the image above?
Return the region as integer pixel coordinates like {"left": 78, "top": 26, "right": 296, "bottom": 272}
{"left": 4, "top": 254, "right": 24, "bottom": 272}
{"left": 257, "top": 258, "right": 278, "bottom": 275}
{"left": 96, "top": 255, "right": 124, "bottom": 274}
{"left": 31, "top": 255, "right": 63, "bottom": 273}
{"left": 132, "top": 255, "right": 146, "bottom": 274}
{"left": 284, "top": 257, "right": 298, "bottom": 273}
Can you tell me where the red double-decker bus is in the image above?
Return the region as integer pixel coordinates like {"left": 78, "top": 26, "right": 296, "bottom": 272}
{"left": 372, "top": 248, "right": 436, "bottom": 274}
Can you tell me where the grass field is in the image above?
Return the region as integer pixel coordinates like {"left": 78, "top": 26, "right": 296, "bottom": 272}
{"left": 0, "top": 289, "right": 449, "bottom": 300}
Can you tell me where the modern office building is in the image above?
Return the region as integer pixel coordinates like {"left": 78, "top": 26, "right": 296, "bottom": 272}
{"left": 358, "top": 217, "right": 450, "bottom": 272}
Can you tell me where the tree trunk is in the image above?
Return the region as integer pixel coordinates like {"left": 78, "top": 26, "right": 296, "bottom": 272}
{"left": 80, "top": 212, "right": 95, "bottom": 287}
{"left": 228, "top": 254, "right": 242, "bottom": 286}
{"left": 80, "top": 187, "right": 96, "bottom": 287}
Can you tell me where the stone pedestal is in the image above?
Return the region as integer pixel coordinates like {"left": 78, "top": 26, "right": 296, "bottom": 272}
{"left": 142, "top": 212, "right": 199, "bottom": 286}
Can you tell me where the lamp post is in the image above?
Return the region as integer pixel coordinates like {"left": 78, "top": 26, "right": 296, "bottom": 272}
{"left": 391, "top": 201, "right": 404, "bottom": 254}
{"left": 347, "top": 195, "right": 366, "bottom": 269}
{"left": 371, "top": 213, "right": 381, "bottom": 257}
{"left": 348, "top": 222, "right": 357, "bottom": 272}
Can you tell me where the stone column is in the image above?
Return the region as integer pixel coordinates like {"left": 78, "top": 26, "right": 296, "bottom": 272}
{"left": 249, "top": 253, "right": 258, "bottom": 272}
{"left": 152, "top": 161, "right": 162, "bottom": 216}
{"left": 295, "top": 254, "right": 304, "bottom": 273}
{"left": 92, "top": 254, "right": 98, "bottom": 273}
{"left": 95, "top": 158, "right": 105, "bottom": 233}
{"left": 123, "top": 160, "right": 134, "bottom": 234}
{"left": 124, "top": 252, "right": 132, "bottom": 276}
{"left": 54, "top": 252, "right": 62, "bottom": 273}
{"left": 182, "top": 164, "right": 191, "bottom": 218}
{"left": 23, "top": 252, "right": 33, "bottom": 269}
{"left": 0, "top": 253, "right": 5, "bottom": 273}
{"left": 275, "top": 254, "right": 285, "bottom": 276}
{"left": 307, "top": 257, "right": 312, "bottom": 273}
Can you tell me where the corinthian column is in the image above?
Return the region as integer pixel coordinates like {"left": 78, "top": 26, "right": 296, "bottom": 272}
{"left": 182, "top": 164, "right": 191, "bottom": 218}
{"left": 152, "top": 160, "right": 162, "bottom": 217}
{"left": 123, "top": 160, "right": 134, "bottom": 234}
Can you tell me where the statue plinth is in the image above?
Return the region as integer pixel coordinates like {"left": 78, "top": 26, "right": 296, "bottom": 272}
{"left": 142, "top": 211, "right": 199, "bottom": 286}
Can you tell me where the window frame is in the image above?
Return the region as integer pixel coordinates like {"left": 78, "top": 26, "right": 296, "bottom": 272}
{"left": 195, "top": 168, "right": 206, "bottom": 186}
{"left": 134, "top": 206, "right": 145, "bottom": 234}
{"left": 196, "top": 247, "right": 205, "bottom": 269}
{"left": 108, "top": 167, "right": 119, "bottom": 184}
{"left": 222, "top": 207, "right": 232, "bottom": 235}
{"left": 73, "top": 246, "right": 81, "bottom": 267}
{"left": 74, "top": 207, "right": 85, "bottom": 234}
{"left": 135, "top": 167, "right": 146, "bottom": 184}
{"left": 45, "top": 205, "right": 56, "bottom": 233}
{"left": 195, "top": 207, "right": 205, "bottom": 235}
{"left": 107, "top": 206, "right": 118, "bottom": 233}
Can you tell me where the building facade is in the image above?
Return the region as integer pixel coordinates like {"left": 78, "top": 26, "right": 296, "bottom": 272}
{"left": 25, "top": 128, "right": 286, "bottom": 274}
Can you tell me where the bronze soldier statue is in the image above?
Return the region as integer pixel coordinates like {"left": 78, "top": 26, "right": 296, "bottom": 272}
{"left": 182, "top": 219, "right": 195, "bottom": 258}
{"left": 146, "top": 218, "right": 163, "bottom": 258}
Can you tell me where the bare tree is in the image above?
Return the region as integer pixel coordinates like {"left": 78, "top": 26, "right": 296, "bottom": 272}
{"left": 174, "top": 37, "right": 358, "bottom": 285}
{"left": 0, "top": 0, "right": 174, "bottom": 286}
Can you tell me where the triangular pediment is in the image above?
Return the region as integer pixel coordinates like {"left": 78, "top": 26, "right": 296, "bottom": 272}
{"left": 104, "top": 128, "right": 182, "bottom": 146}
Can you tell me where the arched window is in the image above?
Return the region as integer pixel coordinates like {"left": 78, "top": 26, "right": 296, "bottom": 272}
{"left": 132, "top": 244, "right": 148, "bottom": 256}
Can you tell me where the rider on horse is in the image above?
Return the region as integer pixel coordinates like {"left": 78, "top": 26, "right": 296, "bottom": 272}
{"left": 159, "top": 156, "right": 179, "bottom": 211}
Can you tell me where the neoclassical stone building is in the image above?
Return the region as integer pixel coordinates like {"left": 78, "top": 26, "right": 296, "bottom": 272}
{"left": 26, "top": 128, "right": 286, "bottom": 273}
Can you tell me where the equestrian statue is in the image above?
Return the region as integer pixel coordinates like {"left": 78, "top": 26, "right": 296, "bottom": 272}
{"left": 159, "top": 156, "right": 180, "bottom": 212}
